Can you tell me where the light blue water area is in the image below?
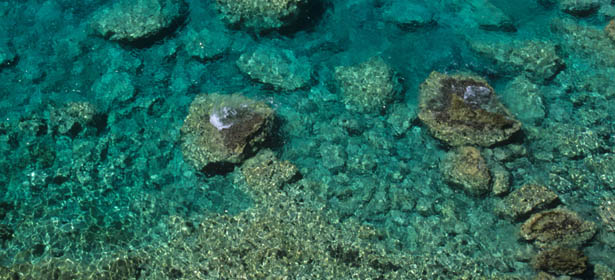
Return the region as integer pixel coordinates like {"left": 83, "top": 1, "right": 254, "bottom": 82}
{"left": 1, "top": 0, "right": 615, "bottom": 278}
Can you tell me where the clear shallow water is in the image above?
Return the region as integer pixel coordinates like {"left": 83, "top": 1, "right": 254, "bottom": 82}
{"left": 1, "top": 0, "right": 615, "bottom": 279}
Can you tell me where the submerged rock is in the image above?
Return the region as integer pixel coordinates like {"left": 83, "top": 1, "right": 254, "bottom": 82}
{"left": 215, "top": 0, "right": 309, "bottom": 33}
{"left": 471, "top": 40, "right": 565, "bottom": 83}
{"left": 90, "top": 0, "right": 187, "bottom": 44}
{"left": 0, "top": 41, "right": 16, "bottom": 68}
{"left": 441, "top": 146, "right": 491, "bottom": 196}
{"left": 533, "top": 247, "right": 588, "bottom": 276}
{"left": 418, "top": 72, "right": 521, "bottom": 147}
{"left": 495, "top": 184, "right": 559, "bottom": 221}
{"left": 181, "top": 93, "right": 274, "bottom": 173}
{"left": 560, "top": 0, "right": 601, "bottom": 17}
{"left": 500, "top": 77, "right": 546, "bottom": 125}
{"left": 182, "top": 27, "right": 231, "bottom": 61}
{"left": 606, "top": 19, "right": 615, "bottom": 42}
{"left": 49, "top": 102, "right": 97, "bottom": 135}
{"left": 237, "top": 46, "right": 312, "bottom": 91}
{"left": 241, "top": 149, "right": 299, "bottom": 195}
{"left": 382, "top": 1, "right": 436, "bottom": 31}
{"left": 520, "top": 208, "right": 597, "bottom": 249}
{"left": 334, "top": 56, "right": 401, "bottom": 114}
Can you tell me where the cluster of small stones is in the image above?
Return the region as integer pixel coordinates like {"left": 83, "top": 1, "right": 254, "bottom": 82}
{"left": 334, "top": 56, "right": 401, "bottom": 114}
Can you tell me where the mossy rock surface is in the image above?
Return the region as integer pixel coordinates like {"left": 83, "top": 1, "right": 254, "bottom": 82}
{"left": 418, "top": 71, "right": 521, "bottom": 147}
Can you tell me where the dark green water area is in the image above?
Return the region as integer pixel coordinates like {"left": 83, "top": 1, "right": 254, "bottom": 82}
{"left": 1, "top": 0, "right": 615, "bottom": 279}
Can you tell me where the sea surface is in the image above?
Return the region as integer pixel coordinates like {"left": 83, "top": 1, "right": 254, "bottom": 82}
{"left": 1, "top": 0, "right": 614, "bottom": 279}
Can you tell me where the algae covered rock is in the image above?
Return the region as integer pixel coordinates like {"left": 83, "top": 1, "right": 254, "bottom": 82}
{"left": 181, "top": 93, "right": 274, "bottom": 173}
{"left": 237, "top": 46, "right": 312, "bottom": 91}
{"left": 441, "top": 146, "right": 491, "bottom": 196}
{"left": 90, "top": 0, "right": 187, "bottom": 43}
{"left": 418, "top": 72, "right": 521, "bottom": 147}
{"left": 533, "top": 247, "right": 588, "bottom": 276}
{"left": 215, "top": 0, "right": 309, "bottom": 33}
{"left": 520, "top": 208, "right": 597, "bottom": 249}
{"left": 495, "top": 184, "right": 559, "bottom": 221}
{"left": 334, "top": 57, "right": 401, "bottom": 114}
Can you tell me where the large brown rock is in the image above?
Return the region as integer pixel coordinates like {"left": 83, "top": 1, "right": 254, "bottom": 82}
{"left": 181, "top": 93, "right": 274, "bottom": 173}
{"left": 533, "top": 247, "right": 588, "bottom": 276}
{"left": 520, "top": 208, "right": 597, "bottom": 249}
{"left": 418, "top": 72, "right": 521, "bottom": 147}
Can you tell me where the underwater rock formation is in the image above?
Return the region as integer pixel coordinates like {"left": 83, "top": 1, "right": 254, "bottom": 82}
{"left": 418, "top": 72, "right": 521, "bottom": 147}
{"left": 560, "top": 0, "right": 601, "bottom": 17}
{"left": 440, "top": 146, "right": 491, "bottom": 196}
{"left": 0, "top": 41, "right": 16, "bottom": 68}
{"left": 520, "top": 208, "right": 597, "bottom": 249}
{"left": 334, "top": 56, "right": 401, "bottom": 114}
{"left": 381, "top": 1, "right": 436, "bottom": 31}
{"left": 90, "top": 0, "right": 187, "bottom": 44}
{"left": 598, "top": 197, "right": 615, "bottom": 232}
{"left": 495, "top": 184, "right": 559, "bottom": 221}
{"left": 49, "top": 102, "right": 96, "bottom": 135}
{"left": 533, "top": 247, "right": 588, "bottom": 276}
{"left": 459, "top": 0, "right": 516, "bottom": 32}
{"left": 490, "top": 164, "right": 510, "bottom": 196}
{"left": 181, "top": 93, "right": 274, "bottom": 174}
{"left": 500, "top": 77, "right": 546, "bottom": 125}
{"left": 182, "top": 27, "right": 231, "bottom": 61}
{"left": 241, "top": 149, "right": 299, "bottom": 195}
{"left": 606, "top": 20, "right": 615, "bottom": 42}
{"left": 471, "top": 40, "right": 565, "bottom": 83}
{"left": 215, "top": 0, "right": 309, "bottom": 33}
{"left": 237, "top": 46, "right": 312, "bottom": 91}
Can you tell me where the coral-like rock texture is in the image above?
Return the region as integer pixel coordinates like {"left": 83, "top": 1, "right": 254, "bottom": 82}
{"left": 441, "top": 146, "right": 491, "bottom": 196}
{"left": 520, "top": 208, "right": 597, "bottom": 249}
{"left": 215, "top": 0, "right": 308, "bottom": 33}
{"left": 495, "top": 184, "right": 559, "bottom": 221}
{"left": 533, "top": 247, "right": 588, "bottom": 276}
{"left": 237, "top": 46, "right": 312, "bottom": 91}
{"left": 90, "top": 0, "right": 187, "bottom": 43}
{"left": 334, "top": 56, "right": 401, "bottom": 114}
{"left": 418, "top": 72, "right": 521, "bottom": 147}
{"left": 181, "top": 93, "right": 274, "bottom": 173}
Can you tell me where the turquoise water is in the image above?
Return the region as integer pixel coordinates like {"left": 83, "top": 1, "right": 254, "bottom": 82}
{"left": 1, "top": 0, "right": 615, "bottom": 278}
